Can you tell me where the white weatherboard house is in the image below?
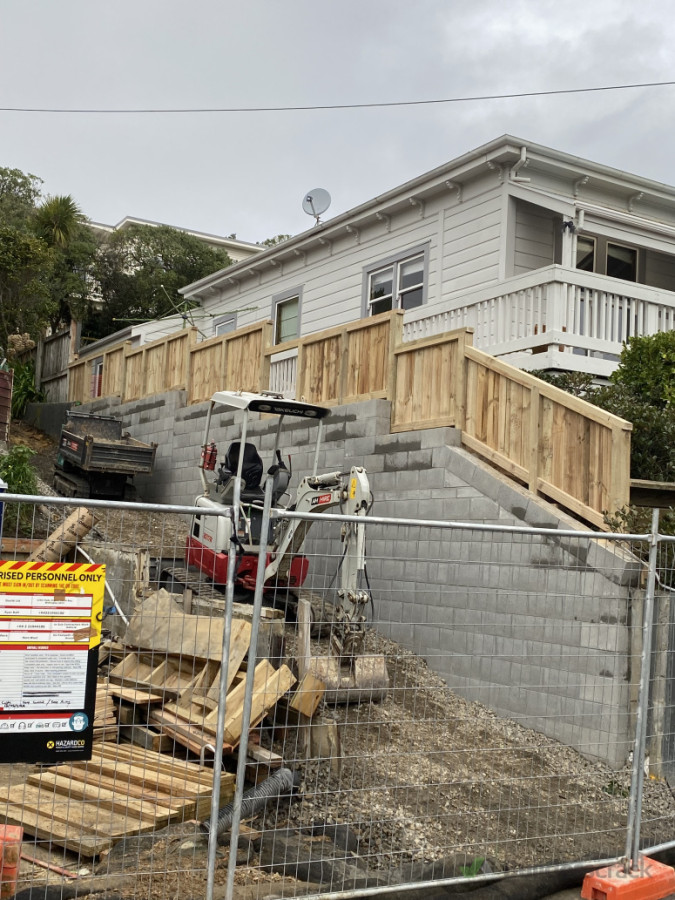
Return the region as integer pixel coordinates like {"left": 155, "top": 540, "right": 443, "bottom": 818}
{"left": 159, "top": 134, "right": 675, "bottom": 385}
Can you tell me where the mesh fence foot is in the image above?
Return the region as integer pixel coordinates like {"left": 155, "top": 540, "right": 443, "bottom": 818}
{"left": 581, "top": 857, "right": 675, "bottom": 900}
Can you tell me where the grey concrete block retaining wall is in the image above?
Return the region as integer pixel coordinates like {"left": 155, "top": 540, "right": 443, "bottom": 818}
{"left": 75, "top": 390, "right": 641, "bottom": 766}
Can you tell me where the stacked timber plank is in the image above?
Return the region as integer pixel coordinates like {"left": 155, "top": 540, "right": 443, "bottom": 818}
{"left": 0, "top": 590, "right": 323, "bottom": 858}
{"left": 106, "top": 589, "right": 298, "bottom": 758}
{"left": 0, "top": 745, "right": 234, "bottom": 857}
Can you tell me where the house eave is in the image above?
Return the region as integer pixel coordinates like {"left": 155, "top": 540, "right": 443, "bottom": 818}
{"left": 182, "top": 134, "right": 675, "bottom": 301}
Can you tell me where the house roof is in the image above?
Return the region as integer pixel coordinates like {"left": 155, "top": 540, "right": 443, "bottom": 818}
{"left": 89, "top": 216, "right": 262, "bottom": 255}
{"left": 181, "top": 134, "right": 675, "bottom": 300}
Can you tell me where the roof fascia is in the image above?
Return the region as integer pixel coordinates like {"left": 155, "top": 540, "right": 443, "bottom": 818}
{"left": 181, "top": 135, "right": 526, "bottom": 298}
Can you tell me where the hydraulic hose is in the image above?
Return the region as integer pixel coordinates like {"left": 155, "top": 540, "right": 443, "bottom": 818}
{"left": 201, "top": 766, "right": 295, "bottom": 838}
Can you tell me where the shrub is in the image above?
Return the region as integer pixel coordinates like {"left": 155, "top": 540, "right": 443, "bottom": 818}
{"left": 0, "top": 444, "right": 38, "bottom": 534}
{"left": 10, "top": 359, "right": 45, "bottom": 419}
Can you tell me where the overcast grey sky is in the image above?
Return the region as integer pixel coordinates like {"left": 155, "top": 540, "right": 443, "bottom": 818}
{"left": 1, "top": 1, "right": 673, "bottom": 244}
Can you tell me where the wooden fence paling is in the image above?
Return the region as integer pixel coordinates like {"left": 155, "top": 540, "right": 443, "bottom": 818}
{"left": 223, "top": 322, "right": 269, "bottom": 398}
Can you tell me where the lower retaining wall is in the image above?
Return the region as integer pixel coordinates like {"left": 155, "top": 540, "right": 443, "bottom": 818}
{"left": 71, "top": 390, "right": 643, "bottom": 766}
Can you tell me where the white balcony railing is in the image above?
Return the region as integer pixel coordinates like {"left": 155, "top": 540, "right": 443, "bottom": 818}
{"left": 270, "top": 265, "right": 675, "bottom": 394}
{"left": 403, "top": 265, "right": 675, "bottom": 377}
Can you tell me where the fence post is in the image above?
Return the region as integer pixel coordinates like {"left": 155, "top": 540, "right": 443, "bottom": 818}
{"left": 454, "top": 328, "right": 471, "bottom": 432}
{"left": 625, "top": 507, "right": 660, "bottom": 870}
{"left": 34, "top": 337, "right": 44, "bottom": 391}
{"left": 259, "top": 322, "right": 273, "bottom": 393}
{"left": 184, "top": 328, "right": 198, "bottom": 401}
{"left": 610, "top": 422, "right": 632, "bottom": 514}
{"left": 387, "top": 311, "right": 404, "bottom": 407}
{"left": 528, "top": 383, "right": 541, "bottom": 494}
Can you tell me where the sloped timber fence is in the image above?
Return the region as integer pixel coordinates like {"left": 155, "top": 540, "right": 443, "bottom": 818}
{"left": 0, "top": 492, "right": 673, "bottom": 900}
{"left": 67, "top": 311, "right": 632, "bottom": 529}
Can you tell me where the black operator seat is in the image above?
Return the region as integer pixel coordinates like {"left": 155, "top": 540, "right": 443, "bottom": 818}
{"left": 224, "top": 441, "right": 264, "bottom": 501}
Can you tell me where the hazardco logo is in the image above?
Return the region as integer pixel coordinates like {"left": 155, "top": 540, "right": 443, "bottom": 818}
{"left": 53, "top": 739, "right": 86, "bottom": 751}
{"left": 46, "top": 741, "right": 55, "bottom": 749}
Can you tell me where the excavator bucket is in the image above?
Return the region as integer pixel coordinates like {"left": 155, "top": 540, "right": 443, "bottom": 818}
{"left": 304, "top": 654, "right": 389, "bottom": 705}
{"left": 297, "top": 598, "right": 389, "bottom": 705}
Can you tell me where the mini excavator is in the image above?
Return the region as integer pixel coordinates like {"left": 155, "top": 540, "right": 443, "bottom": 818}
{"left": 170, "top": 390, "right": 388, "bottom": 703}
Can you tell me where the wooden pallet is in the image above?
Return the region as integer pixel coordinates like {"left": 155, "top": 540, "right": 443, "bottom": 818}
{"left": 0, "top": 744, "right": 234, "bottom": 857}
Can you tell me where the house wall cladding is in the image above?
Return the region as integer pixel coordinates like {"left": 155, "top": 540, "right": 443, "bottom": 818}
{"left": 197, "top": 174, "right": 506, "bottom": 339}
{"left": 78, "top": 389, "right": 639, "bottom": 766}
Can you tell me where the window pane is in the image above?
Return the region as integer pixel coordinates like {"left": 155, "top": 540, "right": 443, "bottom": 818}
{"left": 215, "top": 316, "right": 236, "bottom": 336}
{"left": 401, "top": 286, "right": 423, "bottom": 310}
{"left": 607, "top": 243, "right": 637, "bottom": 281}
{"left": 399, "top": 256, "right": 424, "bottom": 290}
{"left": 275, "top": 297, "right": 299, "bottom": 343}
{"left": 576, "top": 236, "right": 595, "bottom": 272}
{"left": 369, "top": 267, "right": 393, "bottom": 301}
{"left": 371, "top": 297, "right": 393, "bottom": 316}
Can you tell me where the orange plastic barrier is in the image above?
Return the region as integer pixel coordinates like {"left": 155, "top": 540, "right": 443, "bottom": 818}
{"left": 0, "top": 825, "right": 23, "bottom": 899}
{"left": 581, "top": 857, "right": 675, "bottom": 900}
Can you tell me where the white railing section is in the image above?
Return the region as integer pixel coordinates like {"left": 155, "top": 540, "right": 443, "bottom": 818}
{"left": 267, "top": 265, "right": 675, "bottom": 397}
{"left": 402, "top": 265, "right": 675, "bottom": 375}
{"left": 268, "top": 347, "right": 298, "bottom": 398}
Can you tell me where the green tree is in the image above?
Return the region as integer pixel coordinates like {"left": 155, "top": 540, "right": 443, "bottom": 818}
{"left": 33, "top": 194, "right": 84, "bottom": 247}
{"left": 0, "top": 226, "right": 52, "bottom": 349}
{"left": 33, "top": 195, "right": 98, "bottom": 331}
{"left": 259, "top": 233, "right": 291, "bottom": 248}
{"left": 533, "top": 331, "right": 675, "bottom": 482}
{"left": 84, "top": 224, "right": 232, "bottom": 339}
{"left": 0, "top": 166, "right": 42, "bottom": 229}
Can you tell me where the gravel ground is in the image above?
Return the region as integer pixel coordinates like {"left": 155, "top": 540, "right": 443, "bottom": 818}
{"left": 4, "top": 421, "right": 675, "bottom": 899}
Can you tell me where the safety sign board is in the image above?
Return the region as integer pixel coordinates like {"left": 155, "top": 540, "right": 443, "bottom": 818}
{"left": 0, "top": 560, "right": 105, "bottom": 763}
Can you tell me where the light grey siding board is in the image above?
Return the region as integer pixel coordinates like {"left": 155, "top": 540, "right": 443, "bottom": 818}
{"left": 513, "top": 202, "right": 555, "bottom": 275}
{"left": 440, "top": 189, "right": 502, "bottom": 294}
{"left": 644, "top": 249, "right": 675, "bottom": 290}
{"left": 200, "top": 179, "right": 503, "bottom": 340}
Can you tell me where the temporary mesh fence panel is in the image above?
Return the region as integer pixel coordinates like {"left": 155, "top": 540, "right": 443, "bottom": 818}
{"left": 0, "top": 494, "right": 673, "bottom": 900}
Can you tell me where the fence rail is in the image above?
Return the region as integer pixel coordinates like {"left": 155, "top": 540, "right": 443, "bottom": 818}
{"left": 0, "top": 493, "right": 672, "bottom": 900}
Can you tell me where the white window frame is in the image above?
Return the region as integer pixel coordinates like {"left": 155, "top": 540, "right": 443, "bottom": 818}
{"left": 362, "top": 244, "right": 429, "bottom": 317}
{"left": 91, "top": 357, "right": 103, "bottom": 398}
{"left": 271, "top": 287, "right": 302, "bottom": 345}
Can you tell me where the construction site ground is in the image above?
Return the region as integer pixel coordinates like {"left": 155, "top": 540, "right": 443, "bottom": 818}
{"left": 2, "top": 422, "right": 675, "bottom": 900}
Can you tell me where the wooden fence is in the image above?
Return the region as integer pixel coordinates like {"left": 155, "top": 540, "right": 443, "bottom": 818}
{"left": 69, "top": 322, "right": 272, "bottom": 406}
{"left": 391, "top": 329, "right": 631, "bottom": 529}
{"left": 265, "top": 312, "right": 401, "bottom": 405}
{"left": 67, "top": 309, "right": 631, "bottom": 527}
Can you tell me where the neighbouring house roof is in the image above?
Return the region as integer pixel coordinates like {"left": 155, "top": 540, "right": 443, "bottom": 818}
{"left": 88, "top": 217, "right": 263, "bottom": 261}
{"left": 181, "top": 133, "right": 675, "bottom": 300}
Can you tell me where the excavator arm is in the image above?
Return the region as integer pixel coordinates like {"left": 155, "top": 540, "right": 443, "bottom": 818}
{"left": 264, "top": 467, "right": 371, "bottom": 664}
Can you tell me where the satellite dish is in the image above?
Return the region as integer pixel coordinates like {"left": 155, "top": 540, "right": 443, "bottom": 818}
{"left": 302, "top": 188, "right": 331, "bottom": 225}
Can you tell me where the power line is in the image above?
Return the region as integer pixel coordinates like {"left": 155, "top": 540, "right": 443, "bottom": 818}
{"left": 1, "top": 80, "right": 674, "bottom": 115}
